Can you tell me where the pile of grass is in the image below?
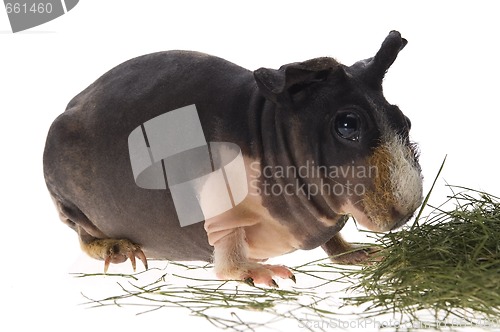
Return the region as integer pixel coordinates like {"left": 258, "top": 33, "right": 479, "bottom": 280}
{"left": 341, "top": 187, "right": 500, "bottom": 327}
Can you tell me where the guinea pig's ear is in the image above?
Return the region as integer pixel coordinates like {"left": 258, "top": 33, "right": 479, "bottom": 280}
{"left": 254, "top": 58, "right": 342, "bottom": 104}
{"left": 253, "top": 67, "right": 287, "bottom": 103}
{"left": 350, "top": 30, "right": 407, "bottom": 89}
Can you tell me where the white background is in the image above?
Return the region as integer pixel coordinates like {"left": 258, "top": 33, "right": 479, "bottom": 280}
{"left": 1, "top": 1, "right": 499, "bottom": 331}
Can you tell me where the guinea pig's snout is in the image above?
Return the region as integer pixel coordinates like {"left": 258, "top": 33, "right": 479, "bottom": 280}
{"left": 353, "top": 135, "right": 423, "bottom": 232}
{"left": 387, "top": 206, "right": 418, "bottom": 231}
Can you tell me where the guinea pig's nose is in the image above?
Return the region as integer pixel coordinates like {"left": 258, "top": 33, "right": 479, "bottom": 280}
{"left": 389, "top": 207, "right": 415, "bottom": 230}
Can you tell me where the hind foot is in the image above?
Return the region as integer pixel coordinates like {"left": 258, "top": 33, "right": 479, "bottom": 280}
{"left": 213, "top": 228, "right": 295, "bottom": 287}
{"left": 82, "top": 238, "right": 148, "bottom": 273}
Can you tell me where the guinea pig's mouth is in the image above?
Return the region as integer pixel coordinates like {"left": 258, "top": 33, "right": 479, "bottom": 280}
{"left": 342, "top": 200, "right": 418, "bottom": 232}
{"left": 387, "top": 210, "right": 416, "bottom": 231}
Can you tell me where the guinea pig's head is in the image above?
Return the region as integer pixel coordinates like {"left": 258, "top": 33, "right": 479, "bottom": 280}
{"left": 254, "top": 31, "right": 423, "bottom": 232}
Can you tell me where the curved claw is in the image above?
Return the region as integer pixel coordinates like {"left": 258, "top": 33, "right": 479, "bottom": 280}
{"left": 269, "top": 279, "right": 279, "bottom": 288}
{"left": 134, "top": 247, "right": 148, "bottom": 270}
{"left": 127, "top": 251, "right": 137, "bottom": 271}
{"left": 104, "top": 256, "right": 111, "bottom": 273}
{"left": 243, "top": 277, "right": 255, "bottom": 287}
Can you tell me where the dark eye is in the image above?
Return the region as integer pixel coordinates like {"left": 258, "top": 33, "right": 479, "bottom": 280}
{"left": 334, "top": 112, "right": 360, "bottom": 141}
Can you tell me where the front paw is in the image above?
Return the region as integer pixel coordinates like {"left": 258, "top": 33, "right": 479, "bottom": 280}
{"left": 329, "top": 245, "right": 380, "bottom": 265}
{"left": 216, "top": 262, "right": 295, "bottom": 287}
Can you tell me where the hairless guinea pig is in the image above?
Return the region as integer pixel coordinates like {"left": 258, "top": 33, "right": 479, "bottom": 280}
{"left": 43, "top": 31, "right": 423, "bottom": 287}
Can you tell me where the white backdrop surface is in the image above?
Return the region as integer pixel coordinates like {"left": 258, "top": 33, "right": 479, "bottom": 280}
{"left": 1, "top": 1, "right": 499, "bottom": 331}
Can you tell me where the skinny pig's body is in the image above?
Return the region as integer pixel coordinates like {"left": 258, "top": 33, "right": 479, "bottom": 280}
{"left": 44, "top": 31, "right": 423, "bottom": 286}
